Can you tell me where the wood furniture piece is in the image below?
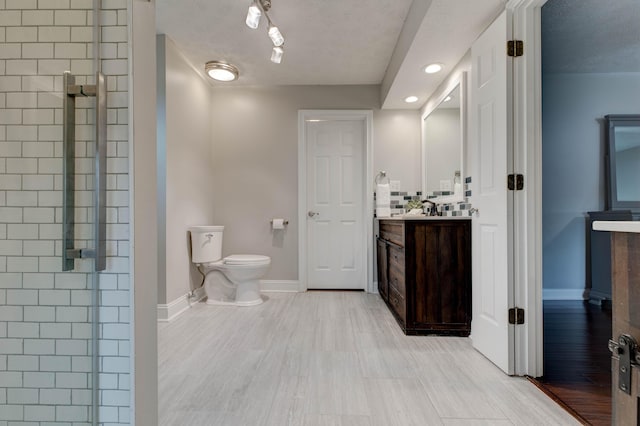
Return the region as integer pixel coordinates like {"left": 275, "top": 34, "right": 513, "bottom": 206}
{"left": 586, "top": 210, "right": 632, "bottom": 305}
{"left": 376, "top": 218, "right": 471, "bottom": 336}
{"left": 593, "top": 221, "right": 640, "bottom": 425}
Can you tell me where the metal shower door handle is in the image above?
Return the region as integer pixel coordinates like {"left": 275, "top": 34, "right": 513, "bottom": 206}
{"left": 62, "top": 71, "right": 107, "bottom": 271}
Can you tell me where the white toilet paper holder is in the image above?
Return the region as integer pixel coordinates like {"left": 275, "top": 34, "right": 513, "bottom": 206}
{"left": 270, "top": 219, "right": 289, "bottom": 226}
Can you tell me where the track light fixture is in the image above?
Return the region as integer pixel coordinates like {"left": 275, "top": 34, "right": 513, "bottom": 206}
{"left": 245, "top": 1, "right": 261, "bottom": 29}
{"left": 271, "top": 46, "right": 284, "bottom": 64}
{"left": 245, "top": 0, "right": 285, "bottom": 63}
{"left": 268, "top": 22, "right": 284, "bottom": 47}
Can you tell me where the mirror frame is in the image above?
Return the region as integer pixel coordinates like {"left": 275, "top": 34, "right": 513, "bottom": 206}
{"left": 421, "top": 72, "right": 467, "bottom": 203}
{"left": 605, "top": 114, "right": 640, "bottom": 212}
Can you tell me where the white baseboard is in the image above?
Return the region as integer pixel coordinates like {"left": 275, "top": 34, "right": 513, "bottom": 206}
{"left": 260, "top": 280, "right": 301, "bottom": 292}
{"left": 157, "top": 287, "right": 206, "bottom": 322}
{"left": 542, "top": 288, "right": 585, "bottom": 301}
{"left": 158, "top": 281, "right": 299, "bottom": 322}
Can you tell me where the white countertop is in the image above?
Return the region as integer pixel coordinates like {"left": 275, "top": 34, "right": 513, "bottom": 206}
{"left": 593, "top": 221, "right": 640, "bottom": 234}
{"left": 377, "top": 215, "right": 471, "bottom": 221}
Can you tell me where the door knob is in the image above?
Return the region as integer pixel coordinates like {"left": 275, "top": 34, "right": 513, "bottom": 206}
{"left": 308, "top": 211, "right": 319, "bottom": 218}
{"left": 469, "top": 208, "right": 479, "bottom": 215}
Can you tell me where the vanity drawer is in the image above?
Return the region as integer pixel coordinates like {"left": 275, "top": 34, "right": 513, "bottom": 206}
{"left": 388, "top": 246, "right": 406, "bottom": 298}
{"left": 379, "top": 221, "right": 404, "bottom": 247}
{"left": 388, "top": 285, "right": 406, "bottom": 324}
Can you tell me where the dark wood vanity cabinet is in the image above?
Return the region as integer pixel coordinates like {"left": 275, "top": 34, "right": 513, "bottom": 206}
{"left": 376, "top": 219, "right": 471, "bottom": 336}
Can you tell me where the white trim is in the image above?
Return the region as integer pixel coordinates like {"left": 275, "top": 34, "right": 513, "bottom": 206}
{"left": 509, "top": 0, "right": 548, "bottom": 377}
{"left": 260, "top": 280, "right": 301, "bottom": 292}
{"left": 298, "top": 110, "right": 374, "bottom": 293}
{"left": 157, "top": 287, "right": 206, "bottom": 322}
{"left": 542, "top": 289, "right": 585, "bottom": 301}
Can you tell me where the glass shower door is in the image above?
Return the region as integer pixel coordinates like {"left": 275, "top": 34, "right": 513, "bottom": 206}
{"left": 1, "top": 1, "right": 103, "bottom": 424}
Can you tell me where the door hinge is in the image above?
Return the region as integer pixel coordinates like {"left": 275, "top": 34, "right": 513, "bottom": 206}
{"left": 609, "top": 334, "right": 640, "bottom": 395}
{"left": 507, "top": 40, "right": 524, "bottom": 57}
{"left": 507, "top": 174, "right": 524, "bottom": 191}
{"left": 508, "top": 307, "right": 525, "bottom": 325}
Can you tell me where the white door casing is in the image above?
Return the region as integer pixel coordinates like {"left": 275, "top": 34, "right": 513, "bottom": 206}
{"left": 509, "top": 0, "right": 548, "bottom": 378}
{"left": 298, "top": 111, "right": 374, "bottom": 291}
{"left": 470, "top": 10, "right": 515, "bottom": 375}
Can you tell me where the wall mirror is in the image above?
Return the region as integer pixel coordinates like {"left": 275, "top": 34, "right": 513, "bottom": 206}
{"left": 606, "top": 114, "right": 640, "bottom": 213}
{"left": 422, "top": 72, "right": 466, "bottom": 203}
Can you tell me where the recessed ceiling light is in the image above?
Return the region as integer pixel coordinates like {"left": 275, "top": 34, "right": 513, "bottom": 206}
{"left": 404, "top": 96, "right": 419, "bottom": 103}
{"left": 205, "top": 61, "right": 239, "bottom": 82}
{"left": 424, "top": 63, "right": 443, "bottom": 74}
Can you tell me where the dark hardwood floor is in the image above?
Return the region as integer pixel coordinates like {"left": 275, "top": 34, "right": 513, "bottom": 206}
{"left": 531, "top": 300, "right": 612, "bottom": 425}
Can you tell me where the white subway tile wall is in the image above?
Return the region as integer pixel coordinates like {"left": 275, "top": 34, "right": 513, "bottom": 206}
{"left": 0, "top": 0, "right": 130, "bottom": 424}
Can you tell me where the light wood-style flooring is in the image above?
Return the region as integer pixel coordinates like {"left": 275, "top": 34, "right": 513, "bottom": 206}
{"left": 158, "top": 291, "right": 579, "bottom": 425}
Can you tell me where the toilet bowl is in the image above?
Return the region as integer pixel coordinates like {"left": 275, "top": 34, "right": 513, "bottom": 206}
{"left": 190, "top": 226, "right": 270, "bottom": 306}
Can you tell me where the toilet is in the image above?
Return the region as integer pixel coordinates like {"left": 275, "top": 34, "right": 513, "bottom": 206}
{"left": 189, "top": 225, "right": 270, "bottom": 306}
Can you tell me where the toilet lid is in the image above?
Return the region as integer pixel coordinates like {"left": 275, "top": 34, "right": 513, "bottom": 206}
{"left": 223, "top": 254, "right": 270, "bottom": 265}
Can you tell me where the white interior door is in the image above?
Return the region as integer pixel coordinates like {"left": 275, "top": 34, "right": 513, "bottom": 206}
{"left": 470, "top": 10, "right": 515, "bottom": 374}
{"left": 306, "top": 119, "right": 365, "bottom": 289}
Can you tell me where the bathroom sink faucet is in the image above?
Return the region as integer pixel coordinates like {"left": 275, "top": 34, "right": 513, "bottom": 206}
{"left": 422, "top": 199, "right": 438, "bottom": 216}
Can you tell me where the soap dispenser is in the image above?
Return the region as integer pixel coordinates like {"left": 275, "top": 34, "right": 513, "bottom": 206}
{"left": 453, "top": 170, "right": 462, "bottom": 196}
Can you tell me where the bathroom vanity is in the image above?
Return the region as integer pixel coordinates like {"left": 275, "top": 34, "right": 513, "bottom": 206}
{"left": 376, "top": 217, "right": 471, "bottom": 336}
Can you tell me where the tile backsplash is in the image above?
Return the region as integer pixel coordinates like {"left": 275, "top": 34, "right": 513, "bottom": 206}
{"left": 374, "top": 176, "right": 473, "bottom": 217}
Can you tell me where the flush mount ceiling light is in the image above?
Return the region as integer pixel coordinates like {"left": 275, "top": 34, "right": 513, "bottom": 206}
{"left": 205, "top": 61, "right": 239, "bottom": 82}
{"left": 404, "top": 96, "right": 419, "bottom": 103}
{"left": 245, "top": 0, "right": 285, "bottom": 63}
{"left": 424, "top": 63, "right": 443, "bottom": 74}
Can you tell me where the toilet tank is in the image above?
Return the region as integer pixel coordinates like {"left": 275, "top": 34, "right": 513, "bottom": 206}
{"left": 189, "top": 226, "right": 224, "bottom": 264}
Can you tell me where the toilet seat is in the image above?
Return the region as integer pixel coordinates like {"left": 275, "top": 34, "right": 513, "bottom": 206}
{"left": 223, "top": 254, "right": 270, "bottom": 266}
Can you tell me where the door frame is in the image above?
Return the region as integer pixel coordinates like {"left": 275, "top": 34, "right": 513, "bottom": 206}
{"left": 297, "top": 110, "right": 374, "bottom": 293}
{"left": 508, "top": 0, "right": 548, "bottom": 377}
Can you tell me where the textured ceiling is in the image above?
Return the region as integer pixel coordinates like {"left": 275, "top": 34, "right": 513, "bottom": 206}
{"left": 156, "top": 0, "right": 413, "bottom": 86}
{"left": 381, "top": 0, "right": 505, "bottom": 109}
{"left": 156, "top": 0, "right": 637, "bottom": 110}
{"left": 156, "top": 0, "right": 507, "bottom": 109}
{"left": 542, "top": 0, "right": 640, "bottom": 73}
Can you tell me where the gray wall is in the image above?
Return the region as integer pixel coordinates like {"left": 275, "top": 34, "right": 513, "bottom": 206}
{"left": 132, "top": 1, "right": 158, "bottom": 423}
{"left": 156, "top": 35, "right": 216, "bottom": 304}
{"left": 542, "top": 72, "right": 640, "bottom": 296}
{"left": 209, "top": 85, "right": 421, "bottom": 281}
